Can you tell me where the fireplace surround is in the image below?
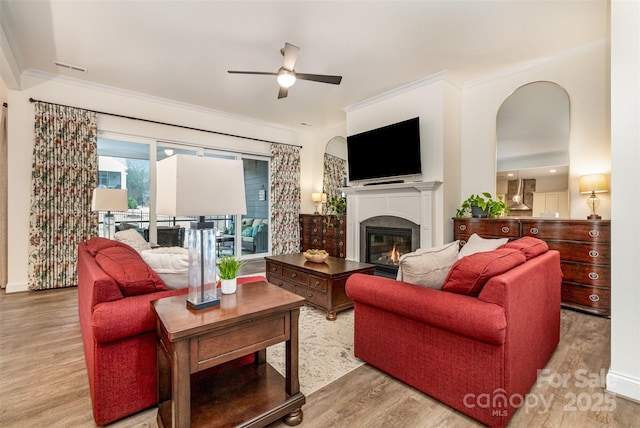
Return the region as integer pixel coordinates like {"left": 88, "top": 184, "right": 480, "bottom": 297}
{"left": 343, "top": 181, "right": 442, "bottom": 266}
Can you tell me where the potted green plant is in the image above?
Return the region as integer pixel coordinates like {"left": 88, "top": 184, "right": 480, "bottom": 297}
{"left": 325, "top": 195, "right": 346, "bottom": 228}
{"left": 217, "top": 256, "right": 243, "bottom": 294}
{"left": 325, "top": 195, "right": 346, "bottom": 216}
{"left": 456, "top": 192, "right": 509, "bottom": 218}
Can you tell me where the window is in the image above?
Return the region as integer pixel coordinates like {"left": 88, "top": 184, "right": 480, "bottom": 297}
{"left": 97, "top": 137, "right": 270, "bottom": 259}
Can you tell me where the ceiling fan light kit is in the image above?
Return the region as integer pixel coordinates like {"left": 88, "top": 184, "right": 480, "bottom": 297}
{"left": 276, "top": 68, "right": 296, "bottom": 88}
{"left": 228, "top": 42, "right": 342, "bottom": 99}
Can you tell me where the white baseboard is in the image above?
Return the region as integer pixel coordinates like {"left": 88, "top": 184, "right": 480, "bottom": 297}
{"left": 5, "top": 281, "right": 29, "bottom": 293}
{"left": 606, "top": 370, "right": 640, "bottom": 403}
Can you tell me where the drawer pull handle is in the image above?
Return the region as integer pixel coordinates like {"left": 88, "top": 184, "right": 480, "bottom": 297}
{"left": 588, "top": 272, "right": 599, "bottom": 280}
{"left": 589, "top": 294, "right": 600, "bottom": 302}
{"left": 314, "top": 280, "right": 320, "bottom": 287}
{"left": 529, "top": 227, "right": 539, "bottom": 235}
{"left": 501, "top": 227, "right": 510, "bottom": 233}
{"left": 459, "top": 225, "right": 467, "bottom": 231}
{"left": 307, "top": 293, "right": 313, "bottom": 298}
{"left": 589, "top": 230, "right": 600, "bottom": 237}
{"left": 291, "top": 273, "right": 297, "bottom": 278}
{"left": 460, "top": 240, "right": 467, "bottom": 246}
{"left": 589, "top": 250, "right": 600, "bottom": 258}
{"left": 271, "top": 266, "right": 277, "bottom": 271}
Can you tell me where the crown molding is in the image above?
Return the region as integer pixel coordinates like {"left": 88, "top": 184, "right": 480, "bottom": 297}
{"left": 343, "top": 71, "right": 461, "bottom": 114}
{"left": 20, "top": 69, "right": 296, "bottom": 133}
{"left": 463, "top": 39, "right": 609, "bottom": 89}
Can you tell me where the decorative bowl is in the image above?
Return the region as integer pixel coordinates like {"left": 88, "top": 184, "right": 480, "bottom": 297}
{"left": 304, "top": 250, "right": 329, "bottom": 263}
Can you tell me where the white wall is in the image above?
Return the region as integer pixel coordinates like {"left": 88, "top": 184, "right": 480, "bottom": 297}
{"left": 461, "top": 41, "right": 611, "bottom": 221}
{"left": 5, "top": 72, "right": 301, "bottom": 292}
{"left": 607, "top": 0, "right": 640, "bottom": 402}
{"left": 344, "top": 73, "right": 462, "bottom": 245}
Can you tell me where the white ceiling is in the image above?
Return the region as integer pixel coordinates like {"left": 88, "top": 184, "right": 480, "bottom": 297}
{"left": 1, "top": 1, "right": 608, "bottom": 131}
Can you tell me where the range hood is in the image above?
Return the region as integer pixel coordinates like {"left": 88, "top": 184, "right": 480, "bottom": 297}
{"left": 510, "top": 179, "right": 530, "bottom": 211}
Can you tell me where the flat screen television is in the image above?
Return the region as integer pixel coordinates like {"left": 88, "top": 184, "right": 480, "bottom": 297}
{"left": 347, "top": 117, "right": 422, "bottom": 182}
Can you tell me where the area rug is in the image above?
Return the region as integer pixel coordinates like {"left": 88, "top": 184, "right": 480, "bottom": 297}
{"left": 266, "top": 305, "right": 364, "bottom": 395}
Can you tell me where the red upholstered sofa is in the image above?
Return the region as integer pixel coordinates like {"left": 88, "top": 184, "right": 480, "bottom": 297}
{"left": 346, "top": 244, "right": 562, "bottom": 428}
{"left": 77, "top": 238, "right": 265, "bottom": 426}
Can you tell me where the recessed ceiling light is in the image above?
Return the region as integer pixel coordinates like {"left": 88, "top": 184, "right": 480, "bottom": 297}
{"left": 53, "top": 61, "right": 87, "bottom": 73}
{"left": 507, "top": 173, "right": 514, "bottom": 177}
{"left": 549, "top": 169, "right": 557, "bottom": 173}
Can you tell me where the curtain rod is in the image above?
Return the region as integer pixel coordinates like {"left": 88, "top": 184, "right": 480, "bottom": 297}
{"left": 28, "top": 97, "right": 302, "bottom": 148}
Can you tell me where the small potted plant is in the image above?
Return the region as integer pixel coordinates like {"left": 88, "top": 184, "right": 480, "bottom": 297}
{"left": 326, "top": 195, "right": 346, "bottom": 216}
{"left": 217, "top": 256, "right": 243, "bottom": 294}
{"left": 456, "top": 192, "right": 509, "bottom": 218}
{"left": 325, "top": 195, "right": 346, "bottom": 227}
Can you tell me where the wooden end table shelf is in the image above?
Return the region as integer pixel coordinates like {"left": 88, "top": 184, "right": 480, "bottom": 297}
{"left": 153, "top": 281, "right": 306, "bottom": 428}
{"left": 265, "top": 253, "right": 376, "bottom": 321}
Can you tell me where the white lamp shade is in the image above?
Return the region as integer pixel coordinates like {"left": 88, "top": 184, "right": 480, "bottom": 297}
{"left": 91, "top": 188, "right": 128, "bottom": 212}
{"left": 156, "top": 154, "right": 247, "bottom": 217}
{"left": 579, "top": 174, "right": 609, "bottom": 194}
{"left": 311, "top": 192, "right": 323, "bottom": 202}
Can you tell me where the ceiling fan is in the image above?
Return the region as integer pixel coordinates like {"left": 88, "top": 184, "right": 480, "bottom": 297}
{"left": 228, "top": 42, "right": 342, "bottom": 99}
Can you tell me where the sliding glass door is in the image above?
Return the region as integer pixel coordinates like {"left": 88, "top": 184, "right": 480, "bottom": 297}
{"left": 98, "top": 137, "right": 271, "bottom": 259}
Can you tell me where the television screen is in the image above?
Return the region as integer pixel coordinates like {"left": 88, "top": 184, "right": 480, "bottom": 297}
{"left": 347, "top": 117, "right": 422, "bottom": 182}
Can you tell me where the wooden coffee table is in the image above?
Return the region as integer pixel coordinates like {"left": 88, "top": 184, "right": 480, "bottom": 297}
{"left": 153, "top": 281, "right": 306, "bottom": 428}
{"left": 265, "top": 253, "right": 376, "bottom": 321}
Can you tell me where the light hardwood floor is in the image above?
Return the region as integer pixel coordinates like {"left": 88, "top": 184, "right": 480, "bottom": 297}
{"left": 1, "top": 280, "right": 638, "bottom": 427}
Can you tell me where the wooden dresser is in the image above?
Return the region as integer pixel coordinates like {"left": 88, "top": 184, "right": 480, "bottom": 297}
{"left": 452, "top": 218, "right": 611, "bottom": 317}
{"left": 299, "top": 214, "right": 346, "bottom": 258}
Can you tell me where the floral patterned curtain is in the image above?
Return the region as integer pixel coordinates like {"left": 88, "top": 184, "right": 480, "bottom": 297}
{"left": 28, "top": 102, "right": 98, "bottom": 290}
{"left": 323, "top": 153, "right": 346, "bottom": 208}
{"left": 270, "top": 143, "right": 301, "bottom": 255}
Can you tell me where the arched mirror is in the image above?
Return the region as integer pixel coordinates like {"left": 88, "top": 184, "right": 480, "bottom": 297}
{"left": 496, "top": 81, "right": 570, "bottom": 217}
{"left": 323, "top": 136, "right": 347, "bottom": 201}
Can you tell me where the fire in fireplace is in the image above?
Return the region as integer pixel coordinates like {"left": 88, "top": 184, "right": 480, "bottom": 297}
{"left": 365, "top": 226, "right": 413, "bottom": 277}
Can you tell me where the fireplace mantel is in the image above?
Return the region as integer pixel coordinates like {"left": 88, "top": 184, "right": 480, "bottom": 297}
{"left": 342, "top": 181, "right": 442, "bottom": 262}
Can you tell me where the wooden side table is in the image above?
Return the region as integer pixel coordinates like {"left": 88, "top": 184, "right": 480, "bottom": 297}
{"left": 265, "top": 253, "right": 375, "bottom": 321}
{"left": 153, "top": 281, "right": 306, "bottom": 428}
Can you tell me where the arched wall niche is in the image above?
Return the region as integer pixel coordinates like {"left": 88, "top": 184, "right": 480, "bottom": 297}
{"left": 496, "top": 81, "right": 570, "bottom": 217}
{"left": 322, "top": 136, "right": 347, "bottom": 201}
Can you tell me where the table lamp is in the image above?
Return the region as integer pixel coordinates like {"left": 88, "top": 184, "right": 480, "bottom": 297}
{"left": 91, "top": 188, "right": 128, "bottom": 239}
{"left": 579, "top": 174, "right": 608, "bottom": 220}
{"left": 157, "top": 155, "right": 246, "bottom": 310}
{"left": 311, "top": 192, "right": 327, "bottom": 215}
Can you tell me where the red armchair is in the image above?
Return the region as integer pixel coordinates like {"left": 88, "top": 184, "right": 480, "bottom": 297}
{"left": 346, "top": 248, "right": 562, "bottom": 427}
{"left": 77, "top": 239, "right": 265, "bottom": 425}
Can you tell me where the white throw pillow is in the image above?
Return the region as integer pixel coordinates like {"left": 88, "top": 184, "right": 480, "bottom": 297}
{"left": 396, "top": 241, "right": 460, "bottom": 290}
{"left": 141, "top": 247, "right": 189, "bottom": 289}
{"left": 457, "top": 233, "right": 508, "bottom": 259}
{"left": 114, "top": 229, "right": 150, "bottom": 253}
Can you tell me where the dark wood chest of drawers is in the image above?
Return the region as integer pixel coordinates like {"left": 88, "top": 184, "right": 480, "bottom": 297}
{"left": 299, "top": 214, "right": 346, "bottom": 258}
{"left": 452, "top": 218, "right": 611, "bottom": 317}
{"left": 265, "top": 253, "right": 375, "bottom": 320}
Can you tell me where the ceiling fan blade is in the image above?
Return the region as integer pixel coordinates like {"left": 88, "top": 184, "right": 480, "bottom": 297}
{"left": 228, "top": 71, "right": 278, "bottom": 76}
{"left": 282, "top": 43, "right": 300, "bottom": 71}
{"left": 296, "top": 73, "right": 342, "bottom": 85}
{"left": 278, "top": 86, "right": 288, "bottom": 99}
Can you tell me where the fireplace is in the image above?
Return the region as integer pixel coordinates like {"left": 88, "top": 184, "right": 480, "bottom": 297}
{"left": 360, "top": 216, "right": 420, "bottom": 278}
